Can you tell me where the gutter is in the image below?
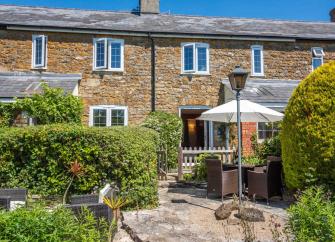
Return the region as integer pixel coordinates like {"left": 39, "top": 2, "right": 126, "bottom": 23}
{"left": 4, "top": 24, "right": 297, "bottom": 42}
{"left": 149, "top": 33, "right": 156, "bottom": 112}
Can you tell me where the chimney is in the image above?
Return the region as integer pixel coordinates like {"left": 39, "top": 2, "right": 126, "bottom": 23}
{"left": 330, "top": 8, "right": 335, "bottom": 22}
{"left": 140, "top": 0, "right": 160, "bottom": 14}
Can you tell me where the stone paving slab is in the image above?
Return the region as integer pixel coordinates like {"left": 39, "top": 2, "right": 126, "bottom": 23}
{"left": 121, "top": 181, "right": 289, "bottom": 242}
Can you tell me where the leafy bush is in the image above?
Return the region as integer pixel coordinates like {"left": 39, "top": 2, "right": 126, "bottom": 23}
{"left": 251, "top": 133, "right": 281, "bottom": 160}
{"left": 0, "top": 206, "right": 108, "bottom": 242}
{"left": 142, "top": 111, "right": 183, "bottom": 169}
{"left": 0, "top": 124, "right": 159, "bottom": 209}
{"left": 281, "top": 62, "right": 335, "bottom": 189}
{"left": 0, "top": 102, "right": 16, "bottom": 127}
{"left": 192, "top": 153, "right": 220, "bottom": 181}
{"left": 242, "top": 156, "right": 265, "bottom": 166}
{"left": 15, "top": 84, "right": 83, "bottom": 125}
{"left": 288, "top": 187, "right": 335, "bottom": 241}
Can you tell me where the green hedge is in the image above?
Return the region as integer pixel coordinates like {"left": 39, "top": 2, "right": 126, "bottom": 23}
{"left": 281, "top": 62, "right": 335, "bottom": 189}
{"left": 142, "top": 111, "right": 183, "bottom": 169}
{"left": 0, "top": 102, "right": 16, "bottom": 128}
{"left": 0, "top": 206, "right": 108, "bottom": 241}
{"left": 0, "top": 124, "right": 159, "bottom": 209}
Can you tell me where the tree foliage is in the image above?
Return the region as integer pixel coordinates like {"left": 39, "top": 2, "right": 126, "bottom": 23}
{"left": 142, "top": 111, "right": 183, "bottom": 169}
{"left": 281, "top": 62, "right": 335, "bottom": 190}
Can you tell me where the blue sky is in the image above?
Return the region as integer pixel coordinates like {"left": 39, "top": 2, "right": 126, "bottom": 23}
{"left": 0, "top": 0, "right": 333, "bottom": 22}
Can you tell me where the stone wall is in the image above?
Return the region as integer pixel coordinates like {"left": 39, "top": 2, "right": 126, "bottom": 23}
{"left": 1, "top": 29, "right": 335, "bottom": 152}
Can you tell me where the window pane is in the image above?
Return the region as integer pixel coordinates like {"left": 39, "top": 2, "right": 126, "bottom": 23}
{"left": 93, "top": 109, "right": 107, "bottom": 127}
{"left": 35, "top": 37, "right": 43, "bottom": 66}
{"left": 258, "top": 122, "right": 280, "bottom": 140}
{"left": 253, "top": 49, "right": 262, "bottom": 74}
{"left": 96, "top": 41, "right": 105, "bottom": 68}
{"left": 197, "top": 47, "right": 207, "bottom": 72}
{"left": 111, "top": 42, "right": 121, "bottom": 69}
{"left": 111, "top": 109, "right": 125, "bottom": 126}
{"left": 313, "top": 58, "right": 322, "bottom": 70}
{"left": 184, "top": 45, "right": 194, "bottom": 71}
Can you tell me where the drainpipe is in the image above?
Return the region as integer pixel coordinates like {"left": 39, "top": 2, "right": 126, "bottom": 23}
{"left": 149, "top": 33, "right": 156, "bottom": 112}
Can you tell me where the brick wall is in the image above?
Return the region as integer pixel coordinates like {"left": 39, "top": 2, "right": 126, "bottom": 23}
{"left": 241, "top": 122, "right": 257, "bottom": 156}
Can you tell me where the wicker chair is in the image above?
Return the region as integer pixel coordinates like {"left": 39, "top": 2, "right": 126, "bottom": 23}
{"left": 0, "top": 196, "right": 11, "bottom": 210}
{"left": 206, "top": 158, "right": 238, "bottom": 201}
{"left": 247, "top": 160, "right": 283, "bottom": 204}
{"left": 66, "top": 203, "right": 113, "bottom": 223}
{"left": 70, "top": 194, "right": 99, "bottom": 205}
{"left": 0, "top": 188, "right": 27, "bottom": 210}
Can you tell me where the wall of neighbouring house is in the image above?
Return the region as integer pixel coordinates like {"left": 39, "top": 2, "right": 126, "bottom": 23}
{"left": 1, "top": 29, "right": 335, "bottom": 154}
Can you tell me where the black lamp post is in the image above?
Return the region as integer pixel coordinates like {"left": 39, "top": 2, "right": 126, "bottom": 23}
{"left": 228, "top": 65, "right": 249, "bottom": 205}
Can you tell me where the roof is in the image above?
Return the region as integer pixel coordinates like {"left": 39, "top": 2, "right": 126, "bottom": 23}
{"left": 0, "top": 72, "right": 81, "bottom": 99}
{"left": 222, "top": 79, "right": 301, "bottom": 111}
{"left": 1, "top": 5, "right": 335, "bottom": 40}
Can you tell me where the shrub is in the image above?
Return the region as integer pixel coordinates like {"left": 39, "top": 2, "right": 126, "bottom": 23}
{"left": 15, "top": 84, "right": 83, "bottom": 125}
{"left": 281, "top": 62, "right": 335, "bottom": 190}
{"left": 192, "top": 153, "right": 220, "bottom": 181}
{"left": 0, "top": 102, "right": 16, "bottom": 127}
{"left": 0, "top": 124, "right": 159, "bottom": 209}
{"left": 288, "top": 187, "right": 335, "bottom": 241}
{"left": 242, "top": 156, "right": 264, "bottom": 166}
{"left": 0, "top": 206, "right": 109, "bottom": 242}
{"left": 142, "top": 111, "right": 183, "bottom": 169}
{"left": 251, "top": 133, "right": 281, "bottom": 160}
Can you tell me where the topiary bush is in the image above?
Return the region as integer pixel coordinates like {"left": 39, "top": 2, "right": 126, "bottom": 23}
{"left": 281, "top": 62, "right": 335, "bottom": 190}
{"left": 0, "top": 206, "right": 108, "bottom": 241}
{"left": 0, "top": 102, "right": 17, "bottom": 127}
{"left": 0, "top": 124, "right": 159, "bottom": 209}
{"left": 288, "top": 186, "right": 335, "bottom": 241}
{"left": 141, "top": 111, "right": 183, "bottom": 169}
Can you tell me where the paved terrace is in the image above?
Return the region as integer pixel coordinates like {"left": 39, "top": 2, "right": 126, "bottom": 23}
{"left": 115, "top": 176, "right": 290, "bottom": 242}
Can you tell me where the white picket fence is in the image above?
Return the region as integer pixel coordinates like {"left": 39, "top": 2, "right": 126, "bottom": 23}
{"left": 177, "top": 146, "right": 236, "bottom": 180}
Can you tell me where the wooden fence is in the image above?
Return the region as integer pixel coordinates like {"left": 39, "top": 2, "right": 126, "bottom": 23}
{"left": 177, "top": 146, "right": 236, "bottom": 181}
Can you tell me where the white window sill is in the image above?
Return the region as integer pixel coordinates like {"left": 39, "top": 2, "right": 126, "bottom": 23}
{"left": 31, "top": 67, "right": 47, "bottom": 71}
{"left": 251, "top": 74, "right": 265, "bottom": 78}
{"left": 180, "top": 72, "right": 211, "bottom": 76}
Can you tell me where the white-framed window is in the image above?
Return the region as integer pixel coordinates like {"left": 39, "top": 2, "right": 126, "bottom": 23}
{"left": 257, "top": 122, "right": 280, "bottom": 141}
{"left": 89, "top": 105, "right": 128, "bottom": 127}
{"left": 181, "top": 43, "right": 209, "bottom": 74}
{"left": 311, "top": 47, "right": 325, "bottom": 71}
{"left": 251, "top": 45, "right": 264, "bottom": 76}
{"left": 93, "top": 38, "right": 124, "bottom": 71}
{"left": 32, "top": 35, "right": 47, "bottom": 68}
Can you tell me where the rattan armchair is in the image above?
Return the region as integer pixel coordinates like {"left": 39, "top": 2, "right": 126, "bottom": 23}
{"left": 206, "top": 158, "right": 238, "bottom": 201}
{"left": 66, "top": 203, "right": 113, "bottom": 223}
{"left": 247, "top": 159, "right": 283, "bottom": 204}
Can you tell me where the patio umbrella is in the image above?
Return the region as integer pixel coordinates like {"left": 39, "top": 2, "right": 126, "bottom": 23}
{"left": 197, "top": 100, "right": 284, "bottom": 123}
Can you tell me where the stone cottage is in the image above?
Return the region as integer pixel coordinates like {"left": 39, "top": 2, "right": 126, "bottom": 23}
{"left": 0, "top": 0, "right": 335, "bottom": 155}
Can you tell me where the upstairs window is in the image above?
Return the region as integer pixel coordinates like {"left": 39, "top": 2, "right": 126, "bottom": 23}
{"left": 89, "top": 105, "right": 128, "bottom": 127}
{"left": 312, "top": 47, "right": 324, "bottom": 71}
{"left": 32, "top": 35, "right": 47, "bottom": 68}
{"left": 251, "top": 45, "right": 264, "bottom": 76}
{"left": 93, "top": 38, "right": 124, "bottom": 71}
{"left": 182, "top": 43, "right": 209, "bottom": 74}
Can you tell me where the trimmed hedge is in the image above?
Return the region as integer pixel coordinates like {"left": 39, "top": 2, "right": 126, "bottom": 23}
{"left": 142, "top": 111, "right": 183, "bottom": 169}
{"left": 281, "top": 62, "right": 335, "bottom": 189}
{"left": 0, "top": 124, "right": 159, "bottom": 209}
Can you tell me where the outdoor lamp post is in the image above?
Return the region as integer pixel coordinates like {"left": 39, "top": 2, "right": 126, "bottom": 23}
{"left": 228, "top": 65, "right": 249, "bottom": 205}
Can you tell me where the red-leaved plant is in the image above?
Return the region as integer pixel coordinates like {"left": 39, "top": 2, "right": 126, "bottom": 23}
{"left": 63, "top": 160, "right": 84, "bottom": 204}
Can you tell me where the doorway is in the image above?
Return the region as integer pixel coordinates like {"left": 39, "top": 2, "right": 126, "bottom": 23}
{"left": 179, "top": 106, "right": 211, "bottom": 148}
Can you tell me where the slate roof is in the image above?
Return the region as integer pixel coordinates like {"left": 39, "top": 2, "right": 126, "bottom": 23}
{"left": 0, "top": 72, "right": 81, "bottom": 98}
{"left": 0, "top": 5, "right": 335, "bottom": 40}
{"left": 222, "top": 79, "right": 301, "bottom": 111}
